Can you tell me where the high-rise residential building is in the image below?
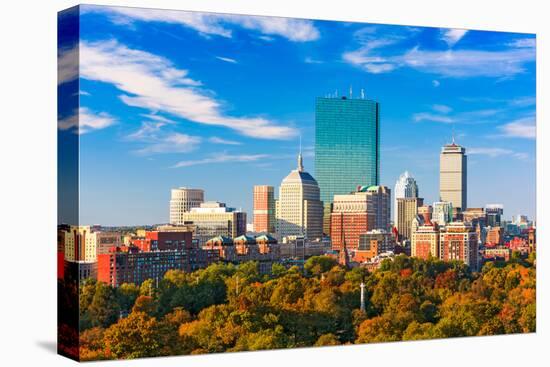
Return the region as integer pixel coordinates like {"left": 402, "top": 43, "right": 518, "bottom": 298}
{"left": 330, "top": 191, "right": 375, "bottom": 251}
{"left": 169, "top": 187, "right": 204, "bottom": 225}
{"left": 394, "top": 171, "right": 419, "bottom": 225}
{"left": 440, "top": 141, "right": 467, "bottom": 212}
{"left": 432, "top": 201, "right": 453, "bottom": 226}
{"left": 315, "top": 96, "right": 380, "bottom": 233}
{"left": 485, "top": 226, "right": 503, "bottom": 246}
{"left": 276, "top": 152, "right": 323, "bottom": 240}
{"left": 62, "top": 225, "right": 97, "bottom": 262}
{"left": 486, "top": 204, "right": 504, "bottom": 227}
{"left": 330, "top": 185, "right": 391, "bottom": 251}
{"left": 439, "top": 222, "right": 479, "bottom": 270}
{"left": 363, "top": 185, "right": 392, "bottom": 231}
{"left": 411, "top": 222, "right": 440, "bottom": 260}
{"left": 178, "top": 201, "right": 246, "bottom": 245}
{"left": 396, "top": 197, "right": 424, "bottom": 240}
{"left": 253, "top": 185, "right": 275, "bottom": 234}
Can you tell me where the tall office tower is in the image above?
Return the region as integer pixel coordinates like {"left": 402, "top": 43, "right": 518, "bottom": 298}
{"left": 440, "top": 140, "right": 467, "bottom": 212}
{"left": 396, "top": 197, "right": 424, "bottom": 241}
{"left": 315, "top": 96, "right": 380, "bottom": 233}
{"left": 179, "top": 202, "right": 246, "bottom": 245}
{"left": 485, "top": 204, "right": 504, "bottom": 227}
{"left": 169, "top": 187, "right": 204, "bottom": 225}
{"left": 394, "top": 171, "right": 419, "bottom": 225}
{"left": 432, "top": 201, "right": 453, "bottom": 225}
{"left": 439, "top": 222, "right": 479, "bottom": 270}
{"left": 276, "top": 152, "right": 323, "bottom": 241}
{"left": 253, "top": 185, "right": 275, "bottom": 233}
{"left": 411, "top": 222, "right": 440, "bottom": 260}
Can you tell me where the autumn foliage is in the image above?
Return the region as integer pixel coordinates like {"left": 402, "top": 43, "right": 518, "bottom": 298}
{"left": 77, "top": 255, "right": 536, "bottom": 360}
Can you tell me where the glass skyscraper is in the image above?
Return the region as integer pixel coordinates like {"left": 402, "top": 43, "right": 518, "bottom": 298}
{"left": 315, "top": 96, "right": 380, "bottom": 206}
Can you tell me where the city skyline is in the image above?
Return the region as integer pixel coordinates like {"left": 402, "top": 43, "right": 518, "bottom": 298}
{"left": 63, "top": 5, "right": 536, "bottom": 225}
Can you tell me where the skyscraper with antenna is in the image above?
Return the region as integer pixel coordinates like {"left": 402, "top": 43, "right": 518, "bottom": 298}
{"left": 315, "top": 92, "right": 380, "bottom": 234}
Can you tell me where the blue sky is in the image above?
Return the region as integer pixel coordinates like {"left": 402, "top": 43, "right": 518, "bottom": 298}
{"left": 58, "top": 5, "right": 536, "bottom": 226}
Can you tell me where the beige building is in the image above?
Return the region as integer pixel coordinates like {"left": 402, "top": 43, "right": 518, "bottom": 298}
{"left": 169, "top": 187, "right": 204, "bottom": 225}
{"left": 396, "top": 197, "right": 423, "bottom": 240}
{"left": 276, "top": 153, "right": 323, "bottom": 241}
{"left": 440, "top": 141, "right": 467, "bottom": 211}
{"left": 63, "top": 225, "right": 97, "bottom": 262}
{"left": 179, "top": 202, "right": 246, "bottom": 245}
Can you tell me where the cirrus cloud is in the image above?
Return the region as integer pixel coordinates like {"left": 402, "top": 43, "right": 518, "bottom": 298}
{"left": 76, "top": 39, "right": 297, "bottom": 140}
{"left": 82, "top": 5, "right": 320, "bottom": 42}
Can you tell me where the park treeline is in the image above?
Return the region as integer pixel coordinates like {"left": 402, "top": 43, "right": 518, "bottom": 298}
{"left": 76, "top": 253, "right": 536, "bottom": 360}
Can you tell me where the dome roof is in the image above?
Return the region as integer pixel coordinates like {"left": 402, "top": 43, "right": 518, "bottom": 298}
{"left": 282, "top": 169, "right": 318, "bottom": 185}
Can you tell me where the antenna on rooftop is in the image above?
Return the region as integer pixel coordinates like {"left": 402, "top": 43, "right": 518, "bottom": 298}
{"left": 350, "top": 85, "right": 353, "bottom": 99}
{"left": 361, "top": 88, "right": 365, "bottom": 99}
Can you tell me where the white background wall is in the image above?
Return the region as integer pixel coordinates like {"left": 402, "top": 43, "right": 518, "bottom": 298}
{"left": 0, "top": 0, "right": 547, "bottom": 366}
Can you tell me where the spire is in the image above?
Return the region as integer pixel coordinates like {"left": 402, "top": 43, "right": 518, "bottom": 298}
{"left": 297, "top": 135, "right": 304, "bottom": 172}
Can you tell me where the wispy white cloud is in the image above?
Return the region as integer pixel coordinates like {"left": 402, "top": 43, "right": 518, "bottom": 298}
{"left": 304, "top": 57, "right": 323, "bottom": 64}
{"left": 508, "top": 38, "right": 536, "bottom": 48}
{"left": 172, "top": 153, "right": 269, "bottom": 168}
{"left": 83, "top": 6, "right": 320, "bottom": 42}
{"left": 216, "top": 56, "right": 237, "bottom": 64}
{"left": 58, "top": 46, "right": 78, "bottom": 85}
{"left": 126, "top": 114, "right": 201, "bottom": 154}
{"left": 343, "top": 28, "right": 535, "bottom": 78}
{"left": 208, "top": 136, "right": 241, "bottom": 145}
{"left": 77, "top": 39, "right": 297, "bottom": 140}
{"left": 432, "top": 104, "right": 452, "bottom": 114}
{"left": 498, "top": 116, "right": 536, "bottom": 139}
{"left": 413, "top": 105, "right": 502, "bottom": 124}
{"left": 413, "top": 112, "right": 454, "bottom": 124}
{"left": 469, "top": 147, "right": 528, "bottom": 160}
{"left": 135, "top": 133, "right": 201, "bottom": 154}
{"left": 58, "top": 107, "right": 117, "bottom": 134}
{"left": 440, "top": 29, "right": 468, "bottom": 47}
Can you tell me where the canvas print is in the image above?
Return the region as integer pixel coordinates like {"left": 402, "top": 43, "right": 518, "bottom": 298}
{"left": 57, "top": 5, "right": 536, "bottom": 361}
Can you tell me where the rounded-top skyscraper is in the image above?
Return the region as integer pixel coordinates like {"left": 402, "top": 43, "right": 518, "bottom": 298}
{"left": 275, "top": 152, "right": 323, "bottom": 240}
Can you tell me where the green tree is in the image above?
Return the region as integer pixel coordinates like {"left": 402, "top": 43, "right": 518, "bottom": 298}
{"left": 104, "top": 312, "right": 161, "bottom": 359}
{"left": 88, "top": 282, "right": 120, "bottom": 328}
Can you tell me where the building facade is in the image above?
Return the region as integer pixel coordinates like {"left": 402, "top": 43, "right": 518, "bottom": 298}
{"left": 411, "top": 222, "right": 440, "bottom": 259}
{"left": 276, "top": 153, "right": 323, "bottom": 241}
{"left": 330, "top": 191, "right": 374, "bottom": 251}
{"left": 440, "top": 141, "right": 467, "bottom": 211}
{"left": 396, "top": 197, "right": 424, "bottom": 241}
{"left": 486, "top": 204, "right": 504, "bottom": 227}
{"left": 178, "top": 202, "right": 246, "bottom": 245}
{"left": 253, "top": 185, "right": 275, "bottom": 234}
{"left": 439, "top": 222, "right": 479, "bottom": 270}
{"left": 432, "top": 201, "right": 453, "bottom": 226}
{"left": 394, "top": 171, "right": 419, "bottom": 225}
{"left": 169, "top": 187, "right": 205, "bottom": 225}
{"left": 62, "top": 225, "right": 97, "bottom": 262}
{"left": 315, "top": 96, "right": 380, "bottom": 232}
{"left": 97, "top": 246, "right": 219, "bottom": 287}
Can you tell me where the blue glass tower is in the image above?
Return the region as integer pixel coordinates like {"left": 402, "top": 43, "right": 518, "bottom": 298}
{"left": 315, "top": 96, "right": 380, "bottom": 206}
